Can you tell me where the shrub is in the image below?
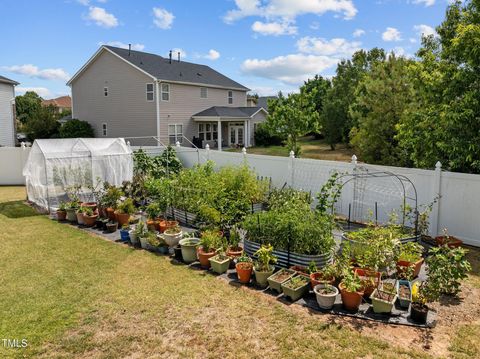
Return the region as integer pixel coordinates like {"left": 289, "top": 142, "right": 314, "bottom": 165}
{"left": 59, "top": 119, "right": 94, "bottom": 138}
{"left": 254, "top": 122, "right": 285, "bottom": 146}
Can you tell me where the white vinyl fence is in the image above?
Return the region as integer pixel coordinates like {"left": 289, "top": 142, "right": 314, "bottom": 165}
{"left": 0, "top": 146, "right": 30, "bottom": 185}
{"left": 133, "top": 145, "right": 480, "bottom": 247}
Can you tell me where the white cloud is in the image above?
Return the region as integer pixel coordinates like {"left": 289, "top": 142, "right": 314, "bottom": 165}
{"left": 353, "top": 29, "right": 365, "bottom": 37}
{"left": 297, "top": 37, "right": 361, "bottom": 57}
{"left": 153, "top": 7, "right": 174, "bottom": 29}
{"left": 16, "top": 87, "right": 54, "bottom": 99}
{"left": 382, "top": 27, "right": 402, "bottom": 42}
{"left": 171, "top": 48, "right": 187, "bottom": 59}
{"left": 414, "top": 24, "right": 436, "bottom": 38}
{"left": 3, "top": 64, "right": 70, "bottom": 82}
{"left": 86, "top": 6, "right": 118, "bottom": 28}
{"left": 251, "top": 20, "right": 297, "bottom": 36}
{"left": 224, "top": 0, "right": 357, "bottom": 22}
{"left": 392, "top": 46, "right": 406, "bottom": 56}
{"left": 204, "top": 49, "right": 220, "bottom": 60}
{"left": 310, "top": 21, "right": 320, "bottom": 30}
{"left": 241, "top": 54, "right": 338, "bottom": 85}
{"left": 413, "top": 0, "right": 435, "bottom": 7}
{"left": 77, "top": 0, "right": 90, "bottom": 5}
{"left": 409, "top": 38, "right": 417, "bottom": 43}
{"left": 99, "top": 41, "right": 145, "bottom": 51}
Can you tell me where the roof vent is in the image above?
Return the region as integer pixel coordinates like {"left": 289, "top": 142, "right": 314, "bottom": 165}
{"left": 169, "top": 50, "right": 172, "bottom": 64}
{"left": 197, "top": 72, "right": 202, "bottom": 77}
{"left": 128, "top": 44, "right": 131, "bottom": 56}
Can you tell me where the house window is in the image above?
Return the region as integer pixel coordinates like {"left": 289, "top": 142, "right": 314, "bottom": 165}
{"left": 102, "top": 123, "right": 107, "bottom": 136}
{"left": 146, "top": 83, "right": 154, "bottom": 101}
{"left": 161, "top": 83, "right": 170, "bottom": 101}
{"left": 200, "top": 87, "right": 208, "bottom": 99}
{"left": 198, "top": 123, "right": 218, "bottom": 141}
{"left": 104, "top": 87, "right": 108, "bottom": 97}
{"left": 228, "top": 90, "right": 233, "bottom": 104}
{"left": 168, "top": 124, "right": 183, "bottom": 144}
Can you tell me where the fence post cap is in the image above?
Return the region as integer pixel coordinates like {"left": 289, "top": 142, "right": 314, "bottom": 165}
{"left": 205, "top": 144, "right": 210, "bottom": 150}
{"left": 126, "top": 141, "right": 131, "bottom": 146}
{"left": 21, "top": 142, "right": 26, "bottom": 149}
{"left": 242, "top": 147, "right": 247, "bottom": 155}
{"left": 289, "top": 150, "right": 295, "bottom": 158}
{"left": 351, "top": 154, "right": 357, "bottom": 164}
{"left": 435, "top": 161, "right": 442, "bottom": 169}
{"left": 175, "top": 141, "right": 181, "bottom": 147}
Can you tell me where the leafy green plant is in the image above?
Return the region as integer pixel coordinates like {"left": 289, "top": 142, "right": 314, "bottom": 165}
{"left": 116, "top": 198, "right": 135, "bottom": 215}
{"left": 146, "top": 232, "right": 160, "bottom": 247}
{"left": 228, "top": 227, "right": 241, "bottom": 249}
{"left": 164, "top": 225, "right": 181, "bottom": 235}
{"left": 254, "top": 244, "right": 277, "bottom": 272}
{"left": 284, "top": 276, "right": 308, "bottom": 290}
{"left": 237, "top": 252, "right": 252, "bottom": 264}
{"left": 199, "top": 230, "right": 224, "bottom": 253}
{"left": 341, "top": 271, "right": 363, "bottom": 293}
{"left": 145, "top": 202, "right": 163, "bottom": 220}
{"left": 398, "top": 242, "right": 423, "bottom": 263}
{"left": 134, "top": 221, "right": 148, "bottom": 237}
{"left": 102, "top": 186, "right": 124, "bottom": 209}
{"left": 58, "top": 202, "right": 67, "bottom": 211}
{"left": 82, "top": 207, "right": 93, "bottom": 216}
{"left": 426, "top": 245, "right": 471, "bottom": 295}
{"left": 316, "top": 172, "right": 343, "bottom": 214}
{"left": 307, "top": 261, "right": 318, "bottom": 274}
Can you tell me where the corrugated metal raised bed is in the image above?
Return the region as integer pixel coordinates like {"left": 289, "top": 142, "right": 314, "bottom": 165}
{"left": 341, "top": 232, "right": 420, "bottom": 249}
{"left": 243, "top": 238, "right": 332, "bottom": 269}
{"left": 167, "top": 207, "right": 199, "bottom": 228}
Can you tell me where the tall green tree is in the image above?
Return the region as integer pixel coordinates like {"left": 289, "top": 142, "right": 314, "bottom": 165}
{"left": 350, "top": 54, "right": 415, "bottom": 165}
{"left": 24, "top": 105, "right": 60, "bottom": 141}
{"left": 396, "top": 0, "right": 480, "bottom": 173}
{"left": 266, "top": 88, "right": 320, "bottom": 156}
{"left": 59, "top": 119, "right": 94, "bottom": 138}
{"left": 15, "top": 91, "right": 42, "bottom": 125}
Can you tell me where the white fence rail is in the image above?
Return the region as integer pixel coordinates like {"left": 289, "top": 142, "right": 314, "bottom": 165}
{"left": 2, "top": 145, "right": 480, "bottom": 247}
{"left": 0, "top": 147, "right": 30, "bottom": 185}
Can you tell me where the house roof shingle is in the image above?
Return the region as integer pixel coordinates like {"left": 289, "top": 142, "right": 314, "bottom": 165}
{"left": 192, "top": 106, "right": 265, "bottom": 118}
{"left": 42, "top": 95, "right": 72, "bottom": 108}
{"left": 104, "top": 46, "right": 249, "bottom": 91}
{"left": 0, "top": 75, "right": 19, "bottom": 85}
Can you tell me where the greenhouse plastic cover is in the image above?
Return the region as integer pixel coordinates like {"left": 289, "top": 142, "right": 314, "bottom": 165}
{"left": 23, "top": 138, "right": 133, "bottom": 211}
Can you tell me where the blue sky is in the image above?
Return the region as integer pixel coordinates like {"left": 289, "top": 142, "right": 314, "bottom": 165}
{"left": 1, "top": 0, "right": 449, "bottom": 99}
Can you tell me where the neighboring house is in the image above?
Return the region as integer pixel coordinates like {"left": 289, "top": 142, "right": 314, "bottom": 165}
{"left": 0, "top": 75, "right": 19, "bottom": 147}
{"left": 68, "top": 45, "right": 267, "bottom": 149}
{"left": 257, "top": 96, "right": 277, "bottom": 112}
{"left": 42, "top": 95, "right": 72, "bottom": 114}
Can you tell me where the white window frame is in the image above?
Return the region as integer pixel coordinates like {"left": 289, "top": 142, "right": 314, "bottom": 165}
{"left": 146, "top": 83, "right": 154, "bottom": 102}
{"left": 102, "top": 123, "right": 107, "bottom": 137}
{"left": 161, "top": 83, "right": 170, "bottom": 101}
{"left": 198, "top": 122, "right": 218, "bottom": 141}
{"left": 168, "top": 124, "right": 183, "bottom": 144}
{"left": 104, "top": 87, "right": 108, "bottom": 97}
{"left": 200, "top": 87, "right": 208, "bottom": 99}
{"left": 228, "top": 90, "right": 233, "bottom": 104}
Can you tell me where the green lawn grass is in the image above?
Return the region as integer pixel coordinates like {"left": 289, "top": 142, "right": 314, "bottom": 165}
{"left": 228, "top": 136, "right": 354, "bottom": 162}
{"left": 0, "top": 186, "right": 477, "bottom": 358}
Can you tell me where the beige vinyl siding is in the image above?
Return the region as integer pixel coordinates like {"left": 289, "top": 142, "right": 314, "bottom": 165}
{"left": 71, "top": 50, "right": 157, "bottom": 145}
{"left": 159, "top": 83, "right": 247, "bottom": 144}
{"left": 0, "top": 83, "right": 16, "bottom": 147}
{"left": 250, "top": 111, "right": 267, "bottom": 146}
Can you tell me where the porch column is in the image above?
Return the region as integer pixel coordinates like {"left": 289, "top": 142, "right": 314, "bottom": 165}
{"left": 244, "top": 120, "right": 248, "bottom": 147}
{"left": 218, "top": 119, "right": 222, "bottom": 151}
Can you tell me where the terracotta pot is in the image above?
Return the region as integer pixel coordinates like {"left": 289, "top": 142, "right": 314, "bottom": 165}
{"left": 397, "top": 258, "right": 424, "bottom": 279}
{"left": 81, "top": 202, "right": 97, "bottom": 211}
{"left": 227, "top": 246, "right": 243, "bottom": 258}
{"left": 83, "top": 214, "right": 98, "bottom": 227}
{"left": 236, "top": 262, "right": 253, "bottom": 284}
{"left": 197, "top": 247, "right": 216, "bottom": 269}
{"left": 339, "top": 282, "right": 364, "bottom": 312}
{"left": 290, "top": 265, "right": 309, "bottom": 276}
{"left": 115, "top": 211, "right": 131, "bottom": 227}
{"left": 354, "top": 268, "right": 380, "bottom": 298}
{"left": 310, "top": 272, "right": 335, "bottom": 290}
{"left": 106, "top": 207, "right": 116, "bottom": 221}
{"left": 435, "top": 235, "right": 463, "bottom": 248}
{"left": 57, "top": 210, "right": 67, "bottom": 221}
{"left": 147, "top": 219, "right": 157, "bottom": 232}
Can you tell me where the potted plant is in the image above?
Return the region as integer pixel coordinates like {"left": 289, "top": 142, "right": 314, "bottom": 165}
{"left": 267, "top": 268, "right": 296, "bottom": 293}
{"left": 80, "top": 201, "right": 97, "bottom": 211}
{"left": 146, "top": 202, "right": 162, "bottom": 231}
{"left": 197, "top": 230, "right": 223, "bottom": 269}
{"left": 179, "top": 237, "right": 200, "bottom": 263}
{"left": 83, "top": 207, "right": 98, "bottom": 227}
{"left": 339, "top": 271, "right": 364, "bottom": 312}
{"left": 76, "top": 206, "right": 86, "bottom": 225}
{"left": 397, "top": 279, "right": 412, "bottom": 309}
{"left": 290, "top": 265, "right": 309, "bottom": 276}
{"left": 226, "top": 227, "right": 243, "bottom": 259}
{"left": 158, "top": 236, "right": 170, "bottom": 254}
{"left": 161, "top": 225, "right": 183, "bottom": 248}
{"left": 310, "top": 262, "right": 336, "bottom": 289}
{"left": 106, "top": 221, "right": 118, "bottom": 233}
{"left": 281, "top": 275, "right": 310, "bottom": 301}
{"left": 314, "top": 283, "right": 339, "bottom": 310}
{"left": 115, "top": 198, "right": 135, "bottom": 227}
{"left": 209, "top": 252, "right": 231, "bottom": 274}
{"left": 173, "top": 244, "right": 183, "bottom": 261}
{"left": 103, "top": 186, "right": 123, "bottom": 221}
{"left": 138, "top": 228, "right": 153, "bottom": 250}
{"left": 435, "top": 233, "right": 463, "bottom": 248}
{"left": 253, "top": 244, "right": 277, "bottom": 288}
{"left": 57, "top": 202, "right": 67, "bottom": 221}
{"left": 65, "top": 200, "right": 79, "bottom": 222}
{"left": 397, "top": 242, "right": 424, "bottom": 279}
{"left": 236, "top": 252, "right": 253, "bottom": 284}
{"left": 371, "top": 281, "right": 397, "bottom": 314}
{"left": 410, "top": 281, "right": 439, "bottom": 324}
{"left": 120, "top": 224, "right": 130, "bottom": 241}
{"left": 129, "top": 222, "right": 144, "bottom": 246}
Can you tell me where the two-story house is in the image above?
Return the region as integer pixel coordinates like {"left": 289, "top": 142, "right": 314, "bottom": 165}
{"left": 0, "top": 75, "right": 19, "bottom": 147}
{"left": 67, "top": 46, "right": 267, "bottom": 149}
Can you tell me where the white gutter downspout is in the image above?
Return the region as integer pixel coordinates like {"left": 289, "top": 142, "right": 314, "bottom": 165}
{"left": 155, "top": 80, "right": 161, "bottom": 145}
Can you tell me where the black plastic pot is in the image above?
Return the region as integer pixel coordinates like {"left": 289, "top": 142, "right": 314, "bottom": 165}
{"left": 173, "top": 245, "right": 183, "bottom": 262}
{"left": 410, "top": 303, "right": 428, "bottom": 324}
{"left": 95, "top": 218, "right": 104, "bottom": 229}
